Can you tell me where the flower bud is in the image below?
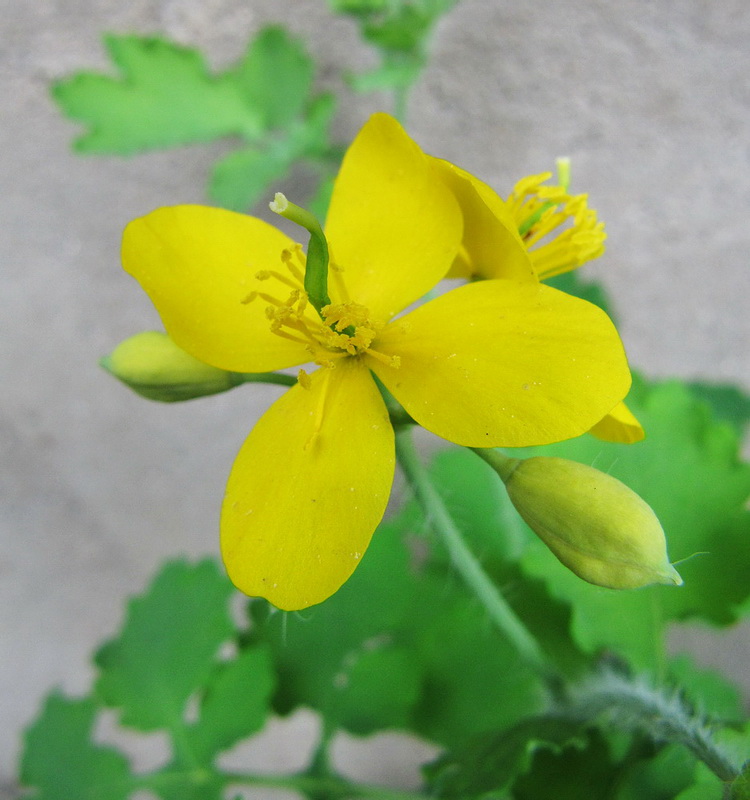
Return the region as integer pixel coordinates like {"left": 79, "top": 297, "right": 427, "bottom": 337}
{"left": 500, "top": 456, "right": 682, "bottom": 589}
{"left": 101, "top": 331, "right": 239, "bottom": 402}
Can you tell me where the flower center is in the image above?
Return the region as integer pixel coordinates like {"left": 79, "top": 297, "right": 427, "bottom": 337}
{"left": 242, "top": 244, "right": 400, "bottom": 371}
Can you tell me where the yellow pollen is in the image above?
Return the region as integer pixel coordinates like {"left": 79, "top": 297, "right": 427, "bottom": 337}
{"left": 297, "top": 369, "right": 312, "bottom": 389}
{"left": 253, "top": 248, "right": 403, "bottom": 370}
{"left": 364, "top": 349, "right": 401, "bottom": 369}
{"left": 508, "top": 172, "right": 606, "bottom": 279}
{"left": 322, "top": 302, "right": 373, "bottom": 332}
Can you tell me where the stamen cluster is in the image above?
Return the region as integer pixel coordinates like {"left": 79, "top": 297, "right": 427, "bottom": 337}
{"left": 508, "top": 172, "right": 606, "bottom": 279}
{"left": 242, "top": 244, "right": 399, "bottom": 372}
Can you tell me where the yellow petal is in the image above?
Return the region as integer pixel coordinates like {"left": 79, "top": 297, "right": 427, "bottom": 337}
{"left": 430, "top": 157, "right": 534, "bottom": 281}
{"left": 589, "top": 401, "right": 645, "bottom": 444}
{"left": 122, "top": 205, "right": 311, "bottom": 372}
{"left": 221, "top": 359, "right": 395, "bottom": 610}
{"left": 369, "top": 280, "right": 631, "bottom": 447}
{"left": 324, "top": 113, "right": 462, "bottom": 320}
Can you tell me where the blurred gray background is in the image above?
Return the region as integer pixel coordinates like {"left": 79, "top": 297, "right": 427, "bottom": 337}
{"left": 2, "top": 0, "right": 749, "bottom": 792}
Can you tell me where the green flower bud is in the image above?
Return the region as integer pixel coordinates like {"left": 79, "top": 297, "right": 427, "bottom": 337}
{"left": 487, "top": 454, "right": 682, "bottom": 590}
{"left": 101, "top": 331, "right": 239, "bottom": 402}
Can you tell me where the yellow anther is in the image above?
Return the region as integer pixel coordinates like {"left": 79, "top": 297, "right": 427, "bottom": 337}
{"left": 297, "top": 369, "right": 312, "bottom": 390}
{"left": 283, "top": 289, "right": 300, "bottom": 307}
{"left": 508, "top": 169, "right": 606, "bottom": 278}
{"left": 240, "top": 291, "right": 257, "bottom": 305}
{"left": 255, "top": 270, "right": 271, "bottom": 280}
{"left": 322, "top": 301, "right": 372, "bottom": 332}
{"left": 364, "top": 348, "right": 401, "bottom": 369}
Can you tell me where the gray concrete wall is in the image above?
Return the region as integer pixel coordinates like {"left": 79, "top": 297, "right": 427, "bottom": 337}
{"left": 2, "top": 0, "right": 749, "bottom": 789}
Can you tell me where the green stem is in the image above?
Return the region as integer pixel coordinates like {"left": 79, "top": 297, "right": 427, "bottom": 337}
{"left": 568, "top": 671, "right": 739, "bottom": 783}
{"left": 394, "top": 427, "right": 550, "bottom": 676}
{"left": 231, "top": 371, "right": 297, "bottom": 388}
{"left": 470, "top": 447, "right": 521, "bottom": 483}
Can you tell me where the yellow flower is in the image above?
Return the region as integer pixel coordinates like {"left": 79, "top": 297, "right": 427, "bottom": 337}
{"left": 122, "top": 113, "right": 631, "bottom": 610}
{"left": 431, "top": 157, "right": 643, "bottom": 445}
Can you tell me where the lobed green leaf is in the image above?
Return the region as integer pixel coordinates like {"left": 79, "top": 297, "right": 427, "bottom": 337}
{"left": 20, "top": 693, "right": 133, "bottom": 800}
{"left": 52, "top": 35, "right": 263, "bottom": 154}
{"left": 186, "top": 645, "right": 276, "bottom": 764}
{"left": 95, "top": 559, "right": 235, "bottom": 731}
{"left": 424, "top": 715, "right": 589, "bottom": 798}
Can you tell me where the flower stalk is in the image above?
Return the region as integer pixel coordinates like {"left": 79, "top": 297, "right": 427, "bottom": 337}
{"left": 394, "top": 427, "right": 551, "bottom": 677}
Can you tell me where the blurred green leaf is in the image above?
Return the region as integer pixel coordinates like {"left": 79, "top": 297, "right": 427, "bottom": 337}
{"left": 515, "top": 375, "right": 750, "bottom": 671}
{"left": 234, "top": 26, "right": 315, "bottom": 130}
{"left": 95, "top": 559, "right": 235, "bottom": 731}
{"left": 717, "top": 723, "right": 750, "bottom": 782}
{"left": 20, "top": 694, "right": 133, "bottom": 800}
{"left": 209, "top": 94, "right": 336, "bottom": 211}
{"left": 687, "top": 382, "right": 750, "bottom": 437}
{"left": 209, "top": 143, "right": 293, "bottom": 211}
{"left": 545, "top": 271, "right": 614, "bottom": 319}
{"left": 668, "top": 654, "right": 745, "bottom": 725}
{"left": 424, "top": 715, "right": 588, "bottom": 798}
{"left": 329, "top": 646, "right": 422, "bottom": 734}
{"left": 674, "top": 763, "right": 724, "bottom": 799}
{"left": 511, "top": 728, "right": 618, "bottom": 800}
{"left": 52, "top": 35, "right": 262, "bottom": 153}
{"left": 330, "top": 0, "right": 460, "bottom": 95}
{"left": 186, "top": 646, "right": 275, "bottom": 764}
{"left": 732, "top": 760, "right": 750, "bottom": 800}
{"left": 248, "top": 514, "right": 546, "bottom": 748}
{"left": 614, "top": 743, "right": 697, "bottom": 800}
{"left": 52, "top": 27, "right": 337, "bottom": 211}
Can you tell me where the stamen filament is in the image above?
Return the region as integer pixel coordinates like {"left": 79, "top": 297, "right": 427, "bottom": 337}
{"left": 271, "top": 329, "right": 314, "bottom": 346}
{"left": 260, "top": 269, "right": 304, "bottom": 291}
{"left": 329, "top": 262, "right": 350, "bottom": 303}
{"left": 365, "top": 348, "right": 401, "bottom": 368}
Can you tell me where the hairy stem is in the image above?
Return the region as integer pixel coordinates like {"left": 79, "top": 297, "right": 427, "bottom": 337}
{"left": 567, "top": 671, "right": 739, "bottom": 783}
{"left": 394, "top": 427, "right": 551, "bottom": 677}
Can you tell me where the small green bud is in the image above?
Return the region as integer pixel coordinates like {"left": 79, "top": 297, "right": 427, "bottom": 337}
{"left": 491, "top": 455, "right": 682, "bottom": 590}
{"left": 101, "top": 331, "right": 239, "bottom": 402}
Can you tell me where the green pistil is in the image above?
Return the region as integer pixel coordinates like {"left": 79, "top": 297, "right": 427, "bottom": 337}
{"left": 556, "top": 156, "right": 571, "bottom": 192}
{"left": 517, "top": 200, "right": 557, "bottom": 238}
{"left": 270, "top": 192, "right": 331, "bottom": 316}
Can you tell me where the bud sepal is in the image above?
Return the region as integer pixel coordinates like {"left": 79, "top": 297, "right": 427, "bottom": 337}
{"left": 477, "top": 452, "right": 683, "bottom": 590}
{"left": 101, "top": 331, "right": 241, "bottom": 402}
